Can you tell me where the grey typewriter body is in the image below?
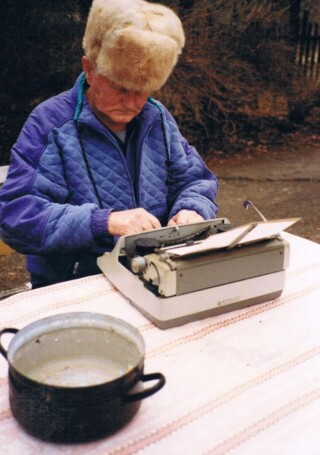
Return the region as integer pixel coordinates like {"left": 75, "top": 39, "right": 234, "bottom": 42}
{"left": 98, "top": 218, "right": 289, "bottom": 329}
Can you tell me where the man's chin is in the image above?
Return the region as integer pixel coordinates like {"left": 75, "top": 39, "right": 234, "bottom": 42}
{"left": 110, "top": 114, "right": 137, "bottom": 124}
{"left": 95, "top": 109, "right": 139, "bottom": 129}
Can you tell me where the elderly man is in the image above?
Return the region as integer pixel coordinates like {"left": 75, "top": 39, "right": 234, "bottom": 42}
{"left": 0, "top": 0, "right": 218, "bottom": 288}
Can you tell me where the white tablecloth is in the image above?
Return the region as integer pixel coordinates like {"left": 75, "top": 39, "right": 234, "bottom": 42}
{"left": 0, "top": 233, "right": 319, "bottom": 454}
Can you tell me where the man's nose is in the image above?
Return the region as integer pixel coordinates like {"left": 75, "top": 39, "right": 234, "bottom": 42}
{"left": 122, "top": 92, "right": 138, "bottom": 108}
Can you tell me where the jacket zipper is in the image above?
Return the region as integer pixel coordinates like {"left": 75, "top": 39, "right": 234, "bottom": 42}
{"left": 76, "top": 120, "right": 137, "bottom": 208}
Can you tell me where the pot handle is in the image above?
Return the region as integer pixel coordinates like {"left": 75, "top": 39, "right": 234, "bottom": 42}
{"left": 125, "top": 372, "right": 166, "bottom": 403}
{"left": 0, "top": 328, "right": 19, "bottom": 360}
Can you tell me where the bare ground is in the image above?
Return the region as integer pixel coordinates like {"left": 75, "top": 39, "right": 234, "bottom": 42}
{"left": 0, "top": 129, "right": 319, "bottom": 295}
{"left": 206, "top": 129, "right": 320, "bottom": 244}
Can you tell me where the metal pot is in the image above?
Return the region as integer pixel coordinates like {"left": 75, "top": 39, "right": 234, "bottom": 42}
{"left": 0, "top": 312, "right": 165, "bottom": 442}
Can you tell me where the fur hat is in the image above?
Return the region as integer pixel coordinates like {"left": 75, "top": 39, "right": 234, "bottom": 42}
{"left": 82, "top": 0, "right": 185, "bottom": 92}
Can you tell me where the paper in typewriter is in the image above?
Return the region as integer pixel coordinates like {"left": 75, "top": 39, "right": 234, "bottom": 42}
{"left": 166, "top": 218, "right": 301, "bottom": 256}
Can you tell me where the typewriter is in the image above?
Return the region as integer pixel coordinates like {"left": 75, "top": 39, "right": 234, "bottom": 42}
{"left": 98, "top": 212, "right": 299, "bottom": 329}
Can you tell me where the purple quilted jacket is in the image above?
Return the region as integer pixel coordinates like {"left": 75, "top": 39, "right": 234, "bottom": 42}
{"left": 0, "top": 74, "right": 218, "bottom": 287}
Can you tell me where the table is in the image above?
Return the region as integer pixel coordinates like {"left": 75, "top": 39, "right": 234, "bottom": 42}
{"left": 0, "top": 233, "right": 319, "bottom": 454}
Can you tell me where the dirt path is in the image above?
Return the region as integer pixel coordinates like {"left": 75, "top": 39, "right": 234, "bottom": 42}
{"left": 1, "top": 129, "right": 319, "bottom": 294}
{"left": 206, "top": 130, "right": 320, "bottom": 244}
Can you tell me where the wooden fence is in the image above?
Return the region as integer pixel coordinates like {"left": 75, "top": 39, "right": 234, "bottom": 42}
{"left": 295, "top": 9, "right": 320, "bottom": 81}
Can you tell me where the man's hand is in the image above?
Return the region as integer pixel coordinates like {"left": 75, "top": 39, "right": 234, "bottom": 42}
{"left": 167, "top": 210, "right": 204, "bottom": 226}
{"left": 108, "top": 208, "right": 161, "bottom": 236}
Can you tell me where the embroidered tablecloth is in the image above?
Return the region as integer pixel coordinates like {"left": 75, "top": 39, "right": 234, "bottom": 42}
{"left": 0, "top": 233, "right": 319, "bottom": 454}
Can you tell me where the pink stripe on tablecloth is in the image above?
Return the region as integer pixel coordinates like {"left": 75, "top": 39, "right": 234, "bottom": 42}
{"left": 136, "top": 322, "right": 154, "bottom": 332}
{"left": 206, "top": 388, "right": 320, "bottom": 455}
{"left": 2, "top": 288, "right": 117, "bottom": 327}
{"left": 286, "top": 262, "right": 320, "bottom": 279}
{"left": 0, "top": 275, "right": 109, "bottom": 308}
{"left": 106, "top": 348, "right": 320, "bottom": 455}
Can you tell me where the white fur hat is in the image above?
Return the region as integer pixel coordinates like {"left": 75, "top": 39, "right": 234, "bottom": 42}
{"left": 82, "top": 0, "right": 185, "bottom": 92}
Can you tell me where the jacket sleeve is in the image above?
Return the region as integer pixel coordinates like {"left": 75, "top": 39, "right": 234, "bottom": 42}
{"left": 162, "top": 109, "right": 219, "bottom": 220}
{"left": 0, "top": 109, "right": 111, "bottom": 255}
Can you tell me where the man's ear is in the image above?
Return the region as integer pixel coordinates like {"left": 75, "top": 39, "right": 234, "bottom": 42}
{"left": 82, "top": 56, "right": 94, "bottom": 84}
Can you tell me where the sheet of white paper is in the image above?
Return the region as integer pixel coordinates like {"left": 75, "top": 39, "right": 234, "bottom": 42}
{"left": 165, "top": 218, "right": 300, "bottom": 256}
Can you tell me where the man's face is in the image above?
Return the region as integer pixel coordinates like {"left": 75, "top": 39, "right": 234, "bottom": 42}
{"left": 82, "top": 57, "right": 149, "bottom": 132}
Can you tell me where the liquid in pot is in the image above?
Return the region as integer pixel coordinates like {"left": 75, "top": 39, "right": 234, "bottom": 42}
{"left": 24, "top": 355, "right": 133, "bottom": 387}
{"left": 11, "top": 327, "right": 141, "bottom": 387}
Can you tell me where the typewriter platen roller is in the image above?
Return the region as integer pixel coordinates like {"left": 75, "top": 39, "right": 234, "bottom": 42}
{"left": 97, "top": 218, "right": 290, "bottom": 329}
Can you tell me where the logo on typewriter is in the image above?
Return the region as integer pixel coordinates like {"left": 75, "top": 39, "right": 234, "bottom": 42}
{"left": 217, "top": 296, "right": 240, "bottom": 307}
